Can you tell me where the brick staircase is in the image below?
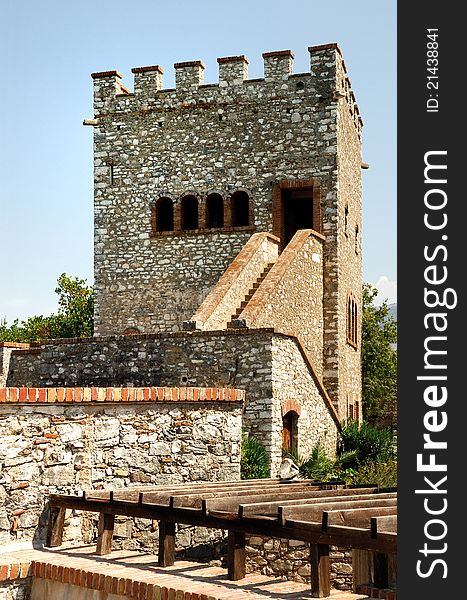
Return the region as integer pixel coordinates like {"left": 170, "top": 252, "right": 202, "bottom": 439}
{"left": 227, "top": 262, "right": 274, "bottom": 328}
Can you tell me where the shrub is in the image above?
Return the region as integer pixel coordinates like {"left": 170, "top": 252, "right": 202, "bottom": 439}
{"left": 349, "top": 460, "right": 397, "bottom": 488}
{"left": 338, "top": 420, "right": 395, "bottom": 466}
{"left": 240, "top": 432, "right": 270, "bottom": 479}
{"left": 284, "top": 443, "right": 334, "bottom": 481}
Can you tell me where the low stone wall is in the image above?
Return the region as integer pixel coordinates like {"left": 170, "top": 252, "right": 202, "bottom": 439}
{"left": 0, "top": 561, "right": 31, "bottom": 600}
{"left": 0, "top": 344, "right": 30, "bottom": 388}
{"left": 0, "top": 387, "right": 243, "bottom": 548}
{"left": 4, "top": 330, "right": 339, "bottom": 473}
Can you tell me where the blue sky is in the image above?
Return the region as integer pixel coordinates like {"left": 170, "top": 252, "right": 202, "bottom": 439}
{"left": 0, "top": 0, "right": 396, "bottom": 323}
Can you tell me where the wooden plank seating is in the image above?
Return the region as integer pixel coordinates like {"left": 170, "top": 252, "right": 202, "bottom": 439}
{"left": 46, "top": 479, "right": 397, "bottom": 598}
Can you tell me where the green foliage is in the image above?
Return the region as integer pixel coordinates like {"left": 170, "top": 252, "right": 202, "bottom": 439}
{"left": 349, "top": 460, "right": 397, "bottom": 488}
{"left": 284, "top": 442, "right": 334, "bottom": 481}
{"left": 285, "top": 422, "right": 396, "bottom": 486}
{"left": 362, "top": 283, "right": 397, "bottom": 422}
{"left": 52, "top": 273, "right": 94, "bottom": 338}
{"left": 240, "top": 432, "right": 270, "bottom": 480}
{"left": 0, "top": 274, "right": 94, "bottom": 342}
{"left": 338, "top": 420, "right": 395, "bottom": 467}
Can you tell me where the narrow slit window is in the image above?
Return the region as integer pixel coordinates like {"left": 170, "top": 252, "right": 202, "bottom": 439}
{"left": 347, "top": 294, "right": 358, "bottom": 348}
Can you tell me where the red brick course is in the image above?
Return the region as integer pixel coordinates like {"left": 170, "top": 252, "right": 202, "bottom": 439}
{"left": 0, "top": 386, "right": 245, "bottom": 404}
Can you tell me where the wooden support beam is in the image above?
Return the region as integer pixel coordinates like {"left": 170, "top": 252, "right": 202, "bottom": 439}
{"left": 239, "top": 487, "right": 381, "bottom": 517}
{"left": 374, "top": 552, "right": 389, "bottom": 589}
{"left": 310, "top": 543, "right": 330, "bottom": 598}
{"left": 158, "top": 520, "right": 176, "bottom": 567}
{"left": 46, "top": 506, "right": 66, "bottom": 547}
{"left": 279, "top": 497, "right": 397, "bottom": 525}
{"left": 371, "top": 515, "right": 397, "bottom": 536}
{"left": 323, "top": 506, "right": 397, "bottom": 530}
{"left": 352, "top": 549, "right": 373, "bottom": 592}
{"left": 227, "top": 530, "right": 246, "bottom": 581}
{"left": 96, "top": 513, "right": 115, "bottom": 555}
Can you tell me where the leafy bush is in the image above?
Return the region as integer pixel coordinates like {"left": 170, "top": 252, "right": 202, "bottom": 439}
{"left": 338, "top": 420, "right": 395, "bottom": 467}
{"left": 283, "top": 426, "right": 396, "bottom": 486}
{"left": 284, "top": 443, "right": 334, "bottom": 481}
{"left": 348, "top": 460, "right": 397, "bottom": 488}
{"left": 240, "top": 433, "right": 270, "bottom": 479}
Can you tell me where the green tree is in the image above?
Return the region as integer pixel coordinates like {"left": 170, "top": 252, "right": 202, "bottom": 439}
{"left": 361, "top": 283, "right": 397, "bottom": 424}
{"left": 52, "top": 273, "right": 94, "bottom": 338}
{"left": 0, "top": 274, "right": 94, "bottom": 342}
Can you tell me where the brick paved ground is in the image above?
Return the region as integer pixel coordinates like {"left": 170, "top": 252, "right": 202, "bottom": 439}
{"left": 0, "top": 545, "right": 374, "bottom": 599}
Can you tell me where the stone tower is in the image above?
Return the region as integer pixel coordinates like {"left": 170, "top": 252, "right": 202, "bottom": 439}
{"left": 90, "top": 44, "right": 363, "bottom": 421}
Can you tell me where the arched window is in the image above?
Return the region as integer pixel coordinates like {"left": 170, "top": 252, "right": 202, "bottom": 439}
{"left": 231, "top": 191, "right": 250, "bottom": 227}
{"left": 152, "top": 197, "right": 174, "bottom": 233}
{"left": 181, "top": 195, "right": 199, "bottom": 230}
{"left": 347, "top": 293, "right": 358, "bottom": 348}
{"left": 122, "top": 327, "right": 141, "bottom": 335}
{"left": 282, "top": 410, "right": 298, "bottom": 452}
{"left": 206, "top": 193, "right": 224, "bottom": 229}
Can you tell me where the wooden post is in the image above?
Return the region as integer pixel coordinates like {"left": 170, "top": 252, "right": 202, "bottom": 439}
{"left": 96, "top": 513, "right": 115, "bottom": 555}
{"left": 310, "top": 543, "right": 330, "bottom": 598}
{"left": 352, "top": 549, "right": 373, "bottom": 591}
{"left": 227, "top": 530, "right": 246, "bottom": 581}
{"left": 374, "top": 552, "right": 389, "bottom": 589}
{"left": 46, "top": 506, "right": 66, "bottom": 547}
{"left": 158, "top": 521, "right": 176, "bottom": 567}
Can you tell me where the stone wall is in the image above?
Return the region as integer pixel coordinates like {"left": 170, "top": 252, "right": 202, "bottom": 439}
{"left": 271, "top": 336, "right": 338, "bottom": 465}
{"left": 90, "top": 46, "right": 363, "bottom": 423}
{"left": 246, "top": 537, "right": 353, "bottom": 590}
{"left": 5, "top": 330, "right": 339, "bottom": 474}
{"left": 0, "top": 345, "right": 29, "bottom": 388}
{"left": 335, "top": 52, "right": 363, "bottom": 422}
{"left": 0, "top": 388, "right": 242, "bottom": 548}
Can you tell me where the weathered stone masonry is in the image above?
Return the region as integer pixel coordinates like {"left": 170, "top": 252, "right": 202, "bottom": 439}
{"left": 89, "top": 44, "right": 363, "bottom": 421}
{"left": 0, "top": 387, "right": 243, "bottom": 548}
{"left": 6, "top": 329, "right": 339, "bottom": 471}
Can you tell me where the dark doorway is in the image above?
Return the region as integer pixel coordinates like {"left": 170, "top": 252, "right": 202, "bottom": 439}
{"left": 282, "top": 188, "right": 313, "bottom": 247}
{"left": 282, "top": 411, "right": 298, "bottom": 452}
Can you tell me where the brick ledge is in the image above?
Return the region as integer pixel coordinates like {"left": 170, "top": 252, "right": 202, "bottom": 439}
{"left": 0, "top": 386, "right": 245, "bottom": 404}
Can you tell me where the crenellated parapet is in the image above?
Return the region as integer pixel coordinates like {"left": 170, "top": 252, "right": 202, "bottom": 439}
{"left": 89, "top": 44, "right": 362, "bottom": 135}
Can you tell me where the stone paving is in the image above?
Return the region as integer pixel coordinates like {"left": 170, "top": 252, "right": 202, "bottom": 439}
{"left": 0, "top": 545, "right": 371, "bottom": 599}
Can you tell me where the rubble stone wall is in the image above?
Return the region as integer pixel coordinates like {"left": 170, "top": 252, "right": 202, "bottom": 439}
{"left": 5, "top": 330, "right": 339, "bottom": 473}
{"left": 0, "top": 389, "right": 242, "bottom": 548}
{"left": 246, "top": 536, "right": 353, "bottom": 590}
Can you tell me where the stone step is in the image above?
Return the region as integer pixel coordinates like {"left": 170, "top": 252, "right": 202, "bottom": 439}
{"left": 227, "top": 262, "right": 276, "bottom": 328}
